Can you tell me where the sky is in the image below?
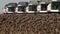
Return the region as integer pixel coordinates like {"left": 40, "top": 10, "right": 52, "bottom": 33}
{"left": 0, "top": 0, "right": 30, "bottom": 13}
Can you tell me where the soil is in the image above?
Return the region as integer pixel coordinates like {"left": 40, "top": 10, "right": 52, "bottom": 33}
{"left": 0, "top": 13, "right": 60, "bottom": 34}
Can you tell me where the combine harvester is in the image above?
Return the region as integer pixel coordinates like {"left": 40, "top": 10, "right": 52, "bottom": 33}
{"left": 15, "top": 2, "right": 28, "bottom": 13}
{"left": 3, "top": 3, "right": 17, "bottom": 13}
{"left": 26, "top": 1, "right": 38, "bottom": 13}
{"left": 37, "top": 2, "right": 49, "bottom": 13}
{"left": 47, "top": 0, "right": 60, "bottom": 13}
{"left": 3, "top": 0, "right": 60, "bottom": 14}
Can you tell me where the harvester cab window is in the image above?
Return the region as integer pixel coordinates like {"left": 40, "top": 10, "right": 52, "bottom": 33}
{"left": 51, "top": 1, "right": 60, "bottom": 10}
{"left": 41, "top": 4, "right": 48, "bottom": 11}
{"left": 18, "top": 6, "right": 25, "bottom": 11}
{"left": 57, "top": 2, "right": 60, "bottom": 10}
{"left": 29, "top": 5, "right": 37, "bottom": 11}
{"left": 8, "top": 7, "right": 15, "bottom": 12}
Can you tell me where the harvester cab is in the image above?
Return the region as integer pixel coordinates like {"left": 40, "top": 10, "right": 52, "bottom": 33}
{"left": 15, "top": 2, "right": 28, "bottom": 13}
{"left": 37, "top": 2, "right": 48, "bottom": 13}
{"left": 26, "top": 1, "right": 38, "bottom": 13}
{"left": 4, "top": 3, "right": 17, "bottom": 13}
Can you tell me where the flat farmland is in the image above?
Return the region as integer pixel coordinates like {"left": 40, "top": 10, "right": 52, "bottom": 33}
{"left": 0, "top": 13, "right": 60, "bottom": 34}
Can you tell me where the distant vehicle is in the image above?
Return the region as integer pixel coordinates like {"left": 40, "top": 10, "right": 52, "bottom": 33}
{"left": 3, "top": 3, "right": 17, "bottom": 13}
{"left": 15, "top": 2, "right": 28, "bottom": 13}
{"left": 26, "top": 1, "right": 38, "bottom": 13}
{"left": 37, "top": 2, "right": 48, "bottom": 13}
{"left": 3, "top": 1, "right": 60, "bottom": 14}
{"left": 26, "top": 4, "right": 37, "bottom": 13}
{"left": 47, "top": 1, "right": 60, "bottom": 12}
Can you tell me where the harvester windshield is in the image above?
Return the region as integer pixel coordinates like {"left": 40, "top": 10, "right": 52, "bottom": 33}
{"left": 8, "top": 7, "right": 15, "bottom": 12}
{"left": 41, "top": 4, "right": 48, "bottom": 11}
{"left": 51, "top": 1, "right": 60, "bottom": 10}
{"left": 29, "top": 5, "right": 37, "bottom": 11}
{"left": 18, "top": 6, "right": 25, "bottom": 11}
